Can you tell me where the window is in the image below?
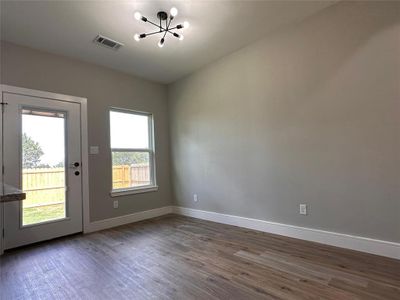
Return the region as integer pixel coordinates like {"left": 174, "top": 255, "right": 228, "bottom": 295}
{"left": 109, "top": 109, "right": 157, "bottom": 196}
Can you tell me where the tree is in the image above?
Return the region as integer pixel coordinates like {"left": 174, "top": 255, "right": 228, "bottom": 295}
{"left": 22, "top": 133, "right": 44, "bottom": 169}
{"left": 112, "top": 152, "right": 148, "bottom": 166}
{"left": 53, "top": 161, "right": 65, "bottom": 168}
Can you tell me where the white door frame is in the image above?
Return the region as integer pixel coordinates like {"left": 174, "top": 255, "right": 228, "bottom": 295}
{"left": 0, "top": 84, "right": 90, "bottom": 255}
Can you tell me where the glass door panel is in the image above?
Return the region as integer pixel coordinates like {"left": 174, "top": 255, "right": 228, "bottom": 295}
{"left": 21, "top": 109, "right": 67, "bottom": 226}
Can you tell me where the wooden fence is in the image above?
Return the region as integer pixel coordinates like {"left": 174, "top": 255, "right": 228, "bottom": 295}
{"left": 112, "top": 163, "right": 150, "bottom": 189}
{"left": 23, "top": 168, "right": 65, "bottom": 191}
{"left": 22, "top": 168, "right": 65, "bottom": 207}
{"left": 22, "top": 164, "right": 150, "bottom": 202}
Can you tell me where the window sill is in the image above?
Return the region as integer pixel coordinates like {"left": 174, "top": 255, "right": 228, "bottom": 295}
{"left": 110, "top": 186, "right": 159, "bottom": 197}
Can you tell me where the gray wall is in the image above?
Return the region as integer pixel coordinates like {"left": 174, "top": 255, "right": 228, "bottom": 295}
{"left": 1, "top": 41, "right": 172, "bottom": 222}
{"left": 168, "top": 1, "right": 400, "bottom": 242}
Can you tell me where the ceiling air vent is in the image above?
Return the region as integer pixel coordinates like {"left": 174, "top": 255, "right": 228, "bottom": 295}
{"left": 93, "top": 35, "right": 123, "bottom": 50}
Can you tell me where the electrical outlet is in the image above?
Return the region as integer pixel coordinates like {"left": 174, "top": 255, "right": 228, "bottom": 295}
{"left": 113, "top": 200, "right": 119, "bottom": 209}
{"left": 299, "top": 204, "right": 307, "bottom": 215}
{"left": 193, "top": 194, "right": 198, "bottom": 202}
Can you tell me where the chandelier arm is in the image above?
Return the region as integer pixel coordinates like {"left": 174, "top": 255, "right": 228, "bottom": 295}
{"left": 162, "top": 18, "right": 173, "bottom": 40}
{"left": 143, "top": 30, "right": 166, "bottom": 37}
{"left": 145, "top": 18, "right": 166, "bottom": 30}
{"left": 166, "top": 30, "right": 180, "bottom": 38}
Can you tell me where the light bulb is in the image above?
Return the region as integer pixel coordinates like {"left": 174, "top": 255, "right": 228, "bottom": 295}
{"left": 134, "top": 34, "right": 140, "bottom": 42}
{"left": 170, "top": 7, "right": 178, "bottom": 17}
{"left": 179, "top": 34, "right": 184, "bottom": 41}
{"left": 158, "top": 39, "right": 164, "bottom": 48}
{"left": 183, "top": 21, "right": 190, "bottom": 28}
{"left": 134, "top": 11, "right": 142, "bottom": 21}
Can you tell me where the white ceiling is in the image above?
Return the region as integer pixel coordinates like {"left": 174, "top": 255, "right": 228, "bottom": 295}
{"left": 1, "top": 0, "right": 337, "bottom": 84}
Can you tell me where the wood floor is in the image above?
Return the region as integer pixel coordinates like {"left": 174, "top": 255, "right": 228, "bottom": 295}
{"left": 1, "top": 215, "right": 399, "bottom": 300}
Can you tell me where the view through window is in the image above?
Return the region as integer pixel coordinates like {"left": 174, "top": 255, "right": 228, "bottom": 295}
{"left": 110, "top": 109, "right": 155, "bottom": 191}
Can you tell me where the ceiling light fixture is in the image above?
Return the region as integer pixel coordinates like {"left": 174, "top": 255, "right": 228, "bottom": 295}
{"left": 133, "top": 8, "right": 189, "bottom": 48}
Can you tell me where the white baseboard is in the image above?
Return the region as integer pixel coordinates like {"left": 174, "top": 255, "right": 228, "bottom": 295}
{"left": 171, "top": 206, "right": 400, "bottom": 260}
{"left": 84, "top": 206, "right": 173, "bottom": 233}
{"left": 81, "top": 205, "right": 399, "bottom": 260}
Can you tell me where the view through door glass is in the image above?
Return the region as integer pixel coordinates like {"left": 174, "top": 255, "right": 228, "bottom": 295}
{"left": 21, "top": 109, "right": 67, "bottom": 226}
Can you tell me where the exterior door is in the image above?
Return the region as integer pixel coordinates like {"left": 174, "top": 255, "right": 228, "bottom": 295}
{"left": 2, "top": 92, "right": 83, "bottom": 249}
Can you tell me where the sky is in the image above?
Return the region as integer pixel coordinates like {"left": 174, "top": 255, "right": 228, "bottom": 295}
{"left": 110, "top": 111, "right": 149, "bottom": 149}
{"left": 22, "top": 114, "right": 65, "bottom": 166}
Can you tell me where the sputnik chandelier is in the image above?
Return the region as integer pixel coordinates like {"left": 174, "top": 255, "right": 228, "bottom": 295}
{"left": 133, "top": 7, "right": 190, "bottom": 48}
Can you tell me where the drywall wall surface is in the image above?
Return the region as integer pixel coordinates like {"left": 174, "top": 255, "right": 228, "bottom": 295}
{"left": 168, "top": 1, "right": 400, "bottom": 242}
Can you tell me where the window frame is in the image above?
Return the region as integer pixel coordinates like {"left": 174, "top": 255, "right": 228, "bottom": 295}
{"left": 109, "top": 107, "right": 157, "bottom": 197}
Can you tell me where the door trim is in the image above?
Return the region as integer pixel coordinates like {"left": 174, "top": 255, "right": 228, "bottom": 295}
{"left": 0, "top": 84, "right": 90, "bottom": 255}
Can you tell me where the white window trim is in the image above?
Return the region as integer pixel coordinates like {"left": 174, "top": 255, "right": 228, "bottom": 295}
{"left": 109, "top": 108, "right": 157, "bottom": 197}
{"left": 110, "top": 185, "right": 158, "bottom": 197}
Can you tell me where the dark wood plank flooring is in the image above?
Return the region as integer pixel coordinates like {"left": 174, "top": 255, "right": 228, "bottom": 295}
{"left": 1, "top": 214, "right": 399, "bottom": 299}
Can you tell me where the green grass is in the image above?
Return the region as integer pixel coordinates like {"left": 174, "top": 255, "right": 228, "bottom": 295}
{"left": 22, "top": 188, "right": 65, "bottom": 225}
{"left": 23, "top": 204, "right": 65, "bottom": 226}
